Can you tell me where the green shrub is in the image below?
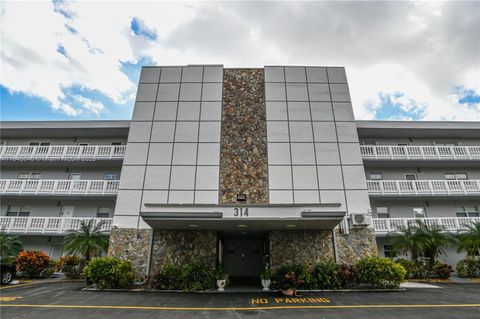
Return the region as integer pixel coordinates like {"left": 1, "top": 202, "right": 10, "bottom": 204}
{"left": 273, "top": 264, "right": 315, "bottom": 289}
{"left": 312, "top": 260, "right": 339, "bottom": 290}
{"left": 83, "top": 257, "right": 136, "bottom": 289}
{"left": 15, "top": 250, "right": 52, "bottom": 278}
{"left": 456, "top": 259, "right": 480, "bottom": 278}
{"left": 336, "top": 264, "right": 359, "bottom": 288}
{"left": 152, "top": 263, "right": 216, "bottom": 291}
{"left": 395, "top": 259, "right": 415, "bottom": 278}
{"left": 356, "top": 257, "right": 406, "bottom": 288}
{"left": 432, "top": 263, "right": 454, "bottom": 279}
{"left": 58, "top": 256, "right": 86, "bottom": 279}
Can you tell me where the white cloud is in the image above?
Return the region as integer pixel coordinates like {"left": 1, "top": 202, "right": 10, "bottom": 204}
{"left": 1, "top": 1, "right": 479, "bottom": 120}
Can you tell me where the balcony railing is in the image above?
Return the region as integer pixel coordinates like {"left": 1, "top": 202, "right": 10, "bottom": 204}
{"left": 373, "top": 217, "right": 480, "bottom": 234}
{"left": 0, "top": 179, "right": 119, "bottom": 195}
{"left": 361, "top": 145, "right": 480, "bottom": 161}
{"left": 0, "top": 217, "right": 113, "bottom": 234}
{"left": 367, "top": 179, "right": 480, "bottom": 196}
{"left": 0, "top": 145, "right": 126, "bottom": 161}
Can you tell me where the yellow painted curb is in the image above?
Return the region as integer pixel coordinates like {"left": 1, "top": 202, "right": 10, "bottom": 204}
{"left": 0, "top": 303, "right": 479, "bottom": 311}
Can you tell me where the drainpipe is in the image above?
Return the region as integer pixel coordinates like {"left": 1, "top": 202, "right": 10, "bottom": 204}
{"left": 332, "top": 228, "right": 339, "bottom": 263}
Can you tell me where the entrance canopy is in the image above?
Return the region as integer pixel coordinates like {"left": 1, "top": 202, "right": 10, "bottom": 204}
{"left": 141, "top": 203, "right": 346, "bottom": 231}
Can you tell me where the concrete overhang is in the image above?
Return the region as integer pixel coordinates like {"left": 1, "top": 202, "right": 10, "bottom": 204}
{"left": 356, "top": 120, "right": 480, "bottom": 139}
{"left": 0, "top": 120, "right": 130, "bottom": 138}
{"left": 140, "top": 203, "right": 346, "bottom": 231}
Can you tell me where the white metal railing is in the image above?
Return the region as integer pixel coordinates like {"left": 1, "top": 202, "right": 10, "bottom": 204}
{"left": 367, "top": 179, "right": 480, "bottom": 196}
{"left": 0, "top": 179, "right": 119, "bottom": 195}
{"left": 361, "top": 145, "right": 480, "bottom": 161}
{"left": 0, "top": 145, "right": 126, "bottom": 161}
{"left": 373, "top": 217, "right": 480, "bottom": 234}
{"left": 0, "top": 217, "right": 113, "bottom": 234}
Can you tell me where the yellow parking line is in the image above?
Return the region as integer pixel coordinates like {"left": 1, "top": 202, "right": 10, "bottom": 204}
{"left": 0, "top": 303, "right": 479, "bottom": 311}
{"left": 0, "top": 282, "right": 36, "bottom": 290}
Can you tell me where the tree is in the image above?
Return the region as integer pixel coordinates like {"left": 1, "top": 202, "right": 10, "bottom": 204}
{"left": 457, "top": 222, "right": 480, "bottom": 258}
{"left": 63, "top": 220, "right": 109, "bottom": 261}
{"left": 390, "top": 223, "right": 424, "bottom": 261}
{"left": 416, "top": 220, "right": 457, "bottom": 269}
{"left": 0, "top": 233, "right": 22, "bottom": 263}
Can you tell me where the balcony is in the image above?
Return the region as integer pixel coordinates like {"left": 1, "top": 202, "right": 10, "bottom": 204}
{"left": 373, "top": 217, "right": 480, "bottom": 235}
{"left": 361, "top": 145, "right": 480, "bottom": 161}
{"left": 0, "top": 217, "right": 113, "bottom": 235}
{"left": 0, "top": 145, "right": 126, "bottom": 161}
{"left": 367, "top": 179, "right": 480, "bottom": 197}
{"left": 0, "top": 179, "right": 119, "bottom": 196}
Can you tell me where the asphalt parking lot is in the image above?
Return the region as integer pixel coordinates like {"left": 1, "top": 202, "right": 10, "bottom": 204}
{"left": 1, "top": 281, "right": 480, "bottom": 319}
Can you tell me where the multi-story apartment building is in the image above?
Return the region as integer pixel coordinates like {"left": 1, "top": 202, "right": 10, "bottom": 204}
{"left": 0, "top": 121, "right": 128, "bottom": 258}
{"left": 1, "top": 65, "right": 479, "bottom": 279}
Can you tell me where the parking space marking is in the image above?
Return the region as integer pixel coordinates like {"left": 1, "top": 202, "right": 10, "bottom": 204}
{"left": 1, "top": 303, "right": 480, "bottom": 311}
{"left": 0, "top": 282, "right": 35, "bottom": 290}
{"left": 0, "top": 297, "right": 22, "bottom": 302}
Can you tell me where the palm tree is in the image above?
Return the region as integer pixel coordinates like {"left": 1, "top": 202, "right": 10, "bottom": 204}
{"left": 390, "top": 223, "right": 424, "bottom": 261}
{"left": 63, "top": 220, "right": 109, "bottom": 261}
{"left": 416, "top": 220, "right": 457, "bottom": 269}
{"left": 457, "top": 222, "right": 480, "bottom": 258}
{"left": 0, "top": 233, "right": 22, "bottom": 262}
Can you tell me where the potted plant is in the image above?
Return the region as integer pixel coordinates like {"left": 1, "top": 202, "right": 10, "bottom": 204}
{"left": 260, "top": 268, "right": 272, "bottom": 291}
{"left": 280, "top": 271, "right": 304, "bottom": 296}
{"left": 215, "top": 268, "right": 228, "bottom": 291}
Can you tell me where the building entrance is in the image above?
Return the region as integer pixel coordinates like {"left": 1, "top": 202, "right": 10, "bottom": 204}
{"left": 220, "top": 233, "right": 268, "bottom": 281}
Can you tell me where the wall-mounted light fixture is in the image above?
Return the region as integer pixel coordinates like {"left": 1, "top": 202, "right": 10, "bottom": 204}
{"left": 237, "top": 194, "right": 247, "bottom": 202}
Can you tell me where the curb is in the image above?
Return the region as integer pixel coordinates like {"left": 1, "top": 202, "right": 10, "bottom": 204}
{"left": 81, "top": 287, "right": 406, "bottom": 293}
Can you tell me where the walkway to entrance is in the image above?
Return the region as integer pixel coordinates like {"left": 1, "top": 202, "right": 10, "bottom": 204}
{"left": 227, "top": 277, "right": 266, "bottom": 292}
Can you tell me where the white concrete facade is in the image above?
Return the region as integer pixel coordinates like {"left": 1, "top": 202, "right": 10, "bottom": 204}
{"left": 1, "top": 66, "right": 479, "bottom": 266}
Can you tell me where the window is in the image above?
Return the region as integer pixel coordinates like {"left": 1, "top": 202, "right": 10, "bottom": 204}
{"left": 103, "top": 172, "right": 117, "bottom": 180}
{"left": 434, "top": 141, "right": 458, "bottom": 146}
{"left": 96, "top": 207, "right": 112, "bottom": 218}
{"left": 18, "top": 172, "right": 40, "bottom": 180}
{"left": 376, "top": 207, "right": 390, "bottom": 219}
{"left": 383, "top": 245, "right": 396, "bottom": 258}
{"left": 29, "top": 142, "right": 50, "bottom": 146}
{"left": 77, "top": 142, "right": 90, "bottom": 146}
{"left": 405, "top": 173, "right": 417, "bottom": 180}
{"left": 413, "top": 207, "right": 426, "bottom": 218}
{"left": 369, "top": 173, "right": 383, "bottom": 180}
{"left": 456, "top": 206, "right": 480, "bottom": 218}
{"left": 0, "top": 141, "right": 6, "bottom": 146}
{"left": 69, "top": 173, "right": 81, "bottom": 180}
{"left": 445, "top": 172, "right": 468, "bottom": 180}
{"left": 111, "top": 142, "right": 122, "bottom": 145}
{"left": 6, "top": 205, "right": 31, "bottom": 217}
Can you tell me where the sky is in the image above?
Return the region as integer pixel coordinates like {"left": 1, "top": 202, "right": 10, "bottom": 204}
{"left": 1, "top": 0, "right": 479, "bottom": 122}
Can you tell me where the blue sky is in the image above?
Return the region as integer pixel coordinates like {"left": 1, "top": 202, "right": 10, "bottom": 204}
{"left": 1, "top": 1, "right": 479, "bottom": 121}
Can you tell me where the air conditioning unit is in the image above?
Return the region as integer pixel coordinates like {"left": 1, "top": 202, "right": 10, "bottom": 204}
{"left": 349, "top": 213, "right": 371, "bottom": 228}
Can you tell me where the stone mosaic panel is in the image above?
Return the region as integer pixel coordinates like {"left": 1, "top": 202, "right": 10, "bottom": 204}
{"left": 219, "top": 69, "right": 269, "bottom": 204}
{"left": 149, "top": 230, "right": 217, "bottom": 277}
{"left": 108, "top": 228, "right": 153, "bottom": 279}
{"left": 335, "top": 228, "right": 377, "bottom": 264}
{"left": 269, "top": 230, "right": 335, "bottom": 271}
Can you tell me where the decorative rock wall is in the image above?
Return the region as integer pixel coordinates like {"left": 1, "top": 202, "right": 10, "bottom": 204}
{"left": 335, "top": 228, "right": 377, "bottom": 264}
{"left": 149, "top": 230, "right": 217, "bottom": 277}
{"left": 108, "top": 228, "right": 153, "bottom": 279}
{"left": 269, "top": 230, "right": 335, "bottom": 271}
{"left": 219, "top": 68, "right": 269, "bottom": 204}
